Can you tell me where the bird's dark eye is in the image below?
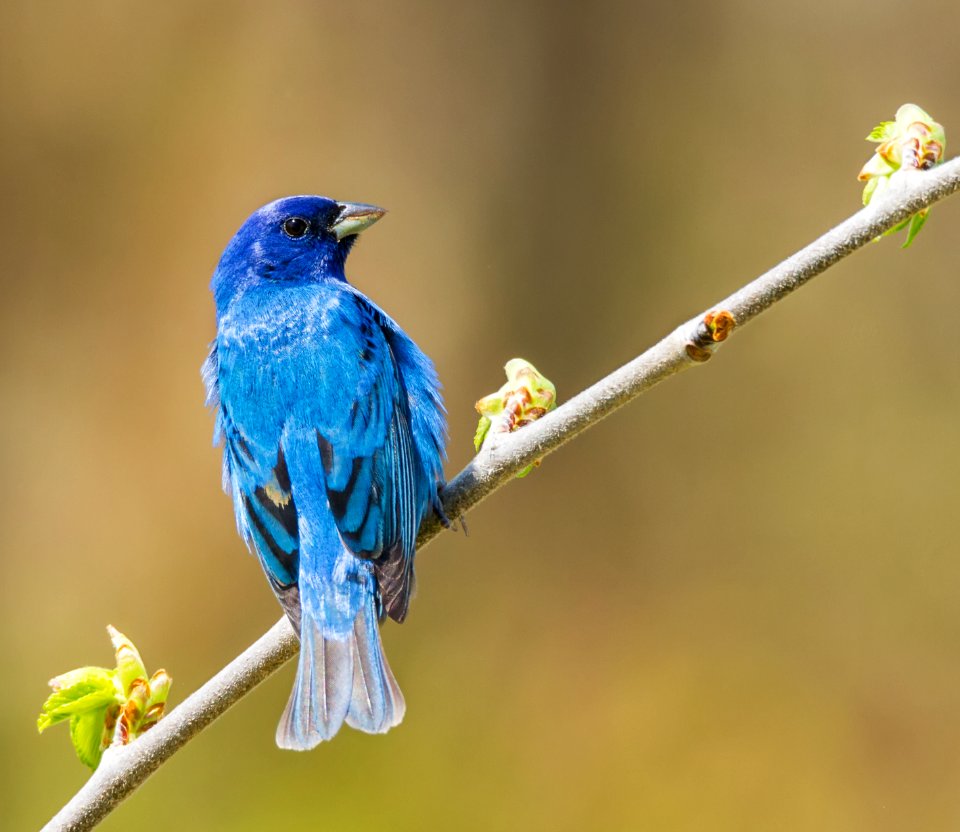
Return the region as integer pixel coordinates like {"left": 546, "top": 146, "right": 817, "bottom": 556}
{"left": 282, "top": 217, "right": 310, "bottom": 239}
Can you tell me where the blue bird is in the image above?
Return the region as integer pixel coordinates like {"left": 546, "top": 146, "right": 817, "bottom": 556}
{"left": 202, "top": 196, "right": 446, "bottom": 749}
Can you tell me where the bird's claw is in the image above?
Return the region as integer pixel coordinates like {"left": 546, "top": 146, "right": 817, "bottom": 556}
{"left": 432, "top": 486, "right": 452, "bottom": 529}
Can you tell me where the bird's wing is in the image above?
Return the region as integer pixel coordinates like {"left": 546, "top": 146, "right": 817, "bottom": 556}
{"left": 367, "top": 302, "right": 447, "bottom": 513}
{"left": 205, "top": 342, "right": 302, "bottom": 624}
{"left": 235, "top": 442, "right": 300, "bottom": 597}
{"left": 302, "top": 292, "right": 425, "bottom": 623}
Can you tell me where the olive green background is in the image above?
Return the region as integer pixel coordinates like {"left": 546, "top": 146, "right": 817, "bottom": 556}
{"left": 3, "top": 2, "right": 960, "bottom": 829}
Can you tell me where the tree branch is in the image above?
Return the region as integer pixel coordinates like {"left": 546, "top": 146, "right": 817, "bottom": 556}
{"left": 42, "top": 160, "right": 960, "bottom": 831}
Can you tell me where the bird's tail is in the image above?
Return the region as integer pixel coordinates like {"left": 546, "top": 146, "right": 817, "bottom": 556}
{"left": 276, "top": 600, "right": 405, "bottom": 750}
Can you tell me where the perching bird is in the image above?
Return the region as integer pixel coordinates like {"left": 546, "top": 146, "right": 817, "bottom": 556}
{"left": 202, "top": 196, "right": 446, "bottom": 749}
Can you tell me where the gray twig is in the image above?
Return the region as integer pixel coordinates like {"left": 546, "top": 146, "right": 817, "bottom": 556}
{"left": 42, "top": 159, "right": 960, "bottom": 831}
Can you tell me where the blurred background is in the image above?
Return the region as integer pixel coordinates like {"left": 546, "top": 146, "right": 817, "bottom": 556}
{"left": 3, "top": 1, "right": 960, "bottom": 829}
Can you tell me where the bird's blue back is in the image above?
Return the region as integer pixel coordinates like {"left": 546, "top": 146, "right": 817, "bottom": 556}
{"left": 203, "top": 195, "right": 446, "bottom": 747}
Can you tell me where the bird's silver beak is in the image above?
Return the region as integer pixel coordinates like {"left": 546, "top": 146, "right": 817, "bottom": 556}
{"left": 332, "top": 202, "right": 386, "bottom": 241}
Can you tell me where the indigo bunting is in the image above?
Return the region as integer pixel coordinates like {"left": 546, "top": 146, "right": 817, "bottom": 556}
{"left": 202, "top": 196, "right": 446, "bottom": 749}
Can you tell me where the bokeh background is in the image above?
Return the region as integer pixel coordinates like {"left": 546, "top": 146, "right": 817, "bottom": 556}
{"left": 3, "top": 1, "right": 960, "bottom": 829}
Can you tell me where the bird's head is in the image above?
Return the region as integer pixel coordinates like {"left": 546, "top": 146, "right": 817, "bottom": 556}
{"left": 211, "top": 195, "right": 385, "bottom": 309}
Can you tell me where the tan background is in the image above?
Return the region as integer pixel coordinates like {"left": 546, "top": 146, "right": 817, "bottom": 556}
{"left": 3, "top": 2, "right": 960, "bottom": 829}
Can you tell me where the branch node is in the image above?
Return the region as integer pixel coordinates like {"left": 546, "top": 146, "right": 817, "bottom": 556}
{"left": 685, "top": 310, "right": 737, "bottom": 362}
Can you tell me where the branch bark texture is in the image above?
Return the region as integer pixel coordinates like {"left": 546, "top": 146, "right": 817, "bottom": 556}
{"left": 42, "top": 159, "right": 960, "bottom": 831}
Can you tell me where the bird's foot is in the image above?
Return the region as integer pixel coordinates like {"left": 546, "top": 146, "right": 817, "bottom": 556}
{"left": 432, "top": 487, "right": 452, "bottom": 529}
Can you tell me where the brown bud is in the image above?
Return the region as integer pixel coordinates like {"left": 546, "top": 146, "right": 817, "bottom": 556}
{"left": 685, "top": 343, "right": 712, "bottom": 363}
{"left": 704, "top": 310, "right": 736, "bottom": 342}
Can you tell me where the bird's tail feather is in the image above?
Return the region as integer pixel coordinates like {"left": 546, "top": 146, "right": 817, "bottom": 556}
{"left": 276, "top": 602, "right": 405, "bottom": 750}
{"left": 346, "top": 600, "right": 406, "bottom": 733}
{"left": 276, "top": 617, "right": 353, "bottom": 750}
